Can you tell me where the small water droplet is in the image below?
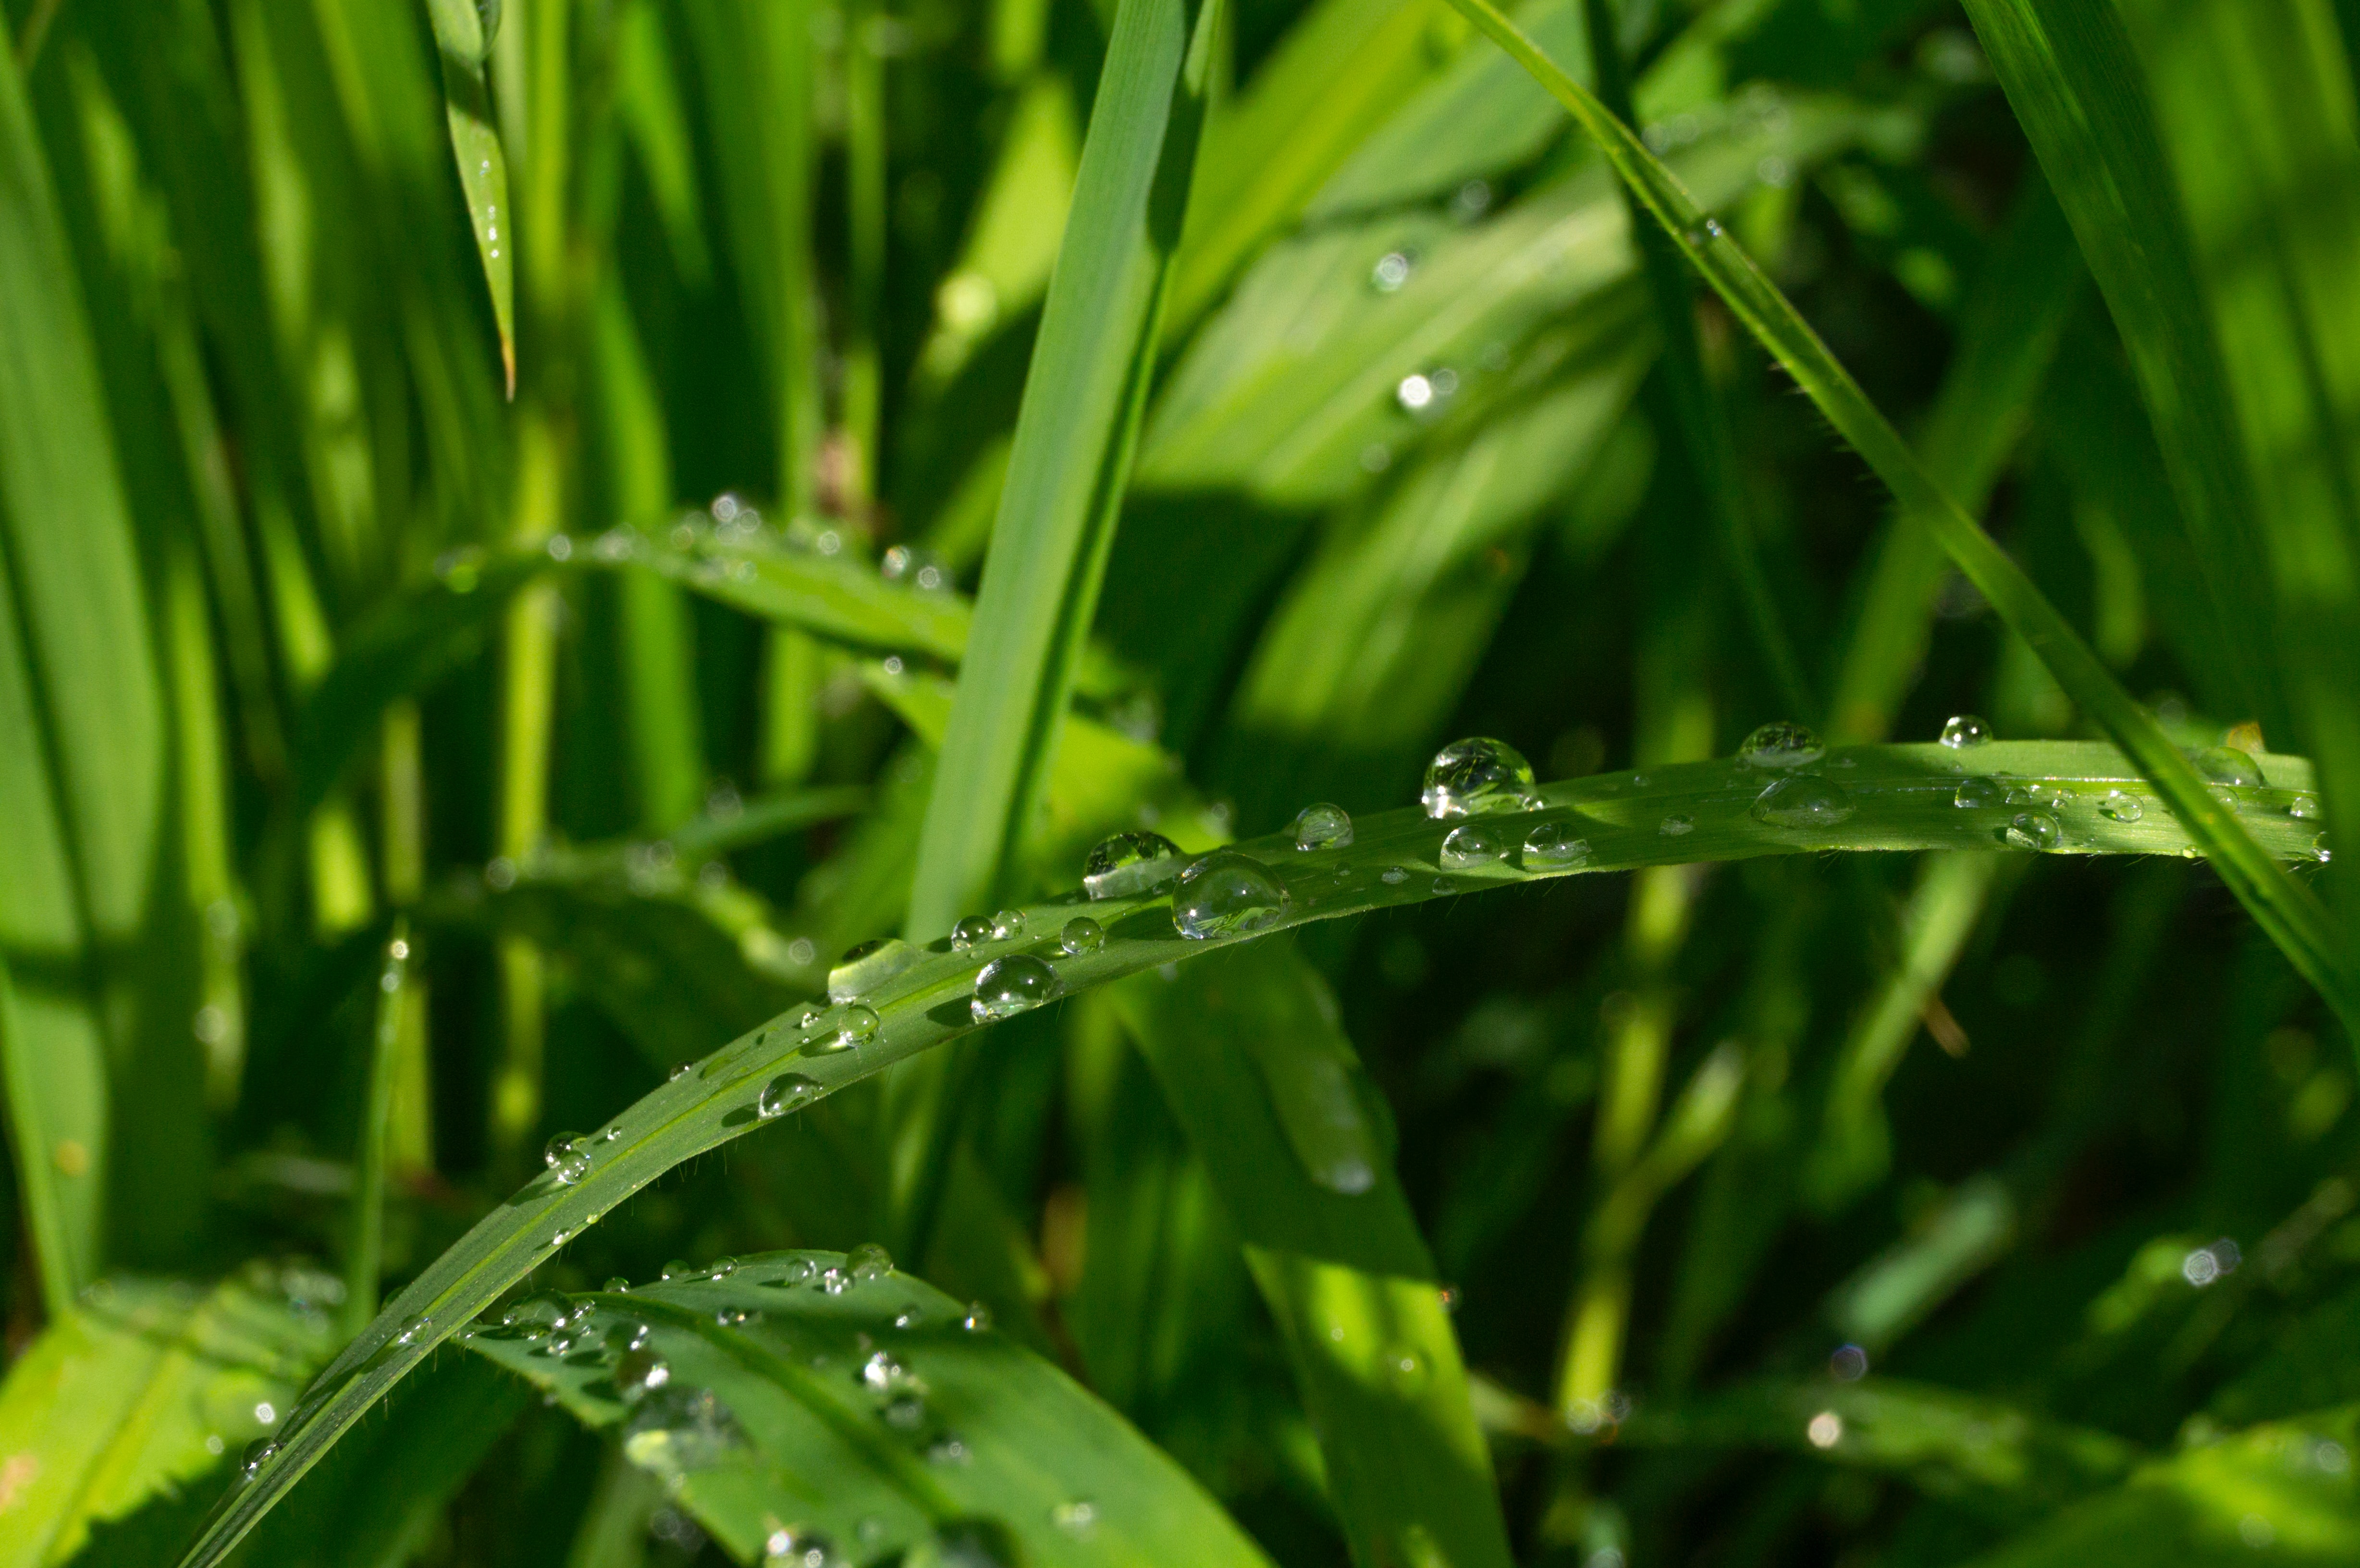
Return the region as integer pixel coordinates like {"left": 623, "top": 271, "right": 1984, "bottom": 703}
{"left": 2100, "top": 790, "right": 2144, "bottom": 822}
{"left": 1523, "top": 821, "right": 1591, "bottom": 869}
{"left": 829, "top": 937, "right": 916, "bottom": 1002}
{"left": 1397, "top": 372, "right": 1436, "bottom": 412}
{"left": 1370, "top": 250, "right": 1413, "bottom": 292}
{"left": 1440, "top": 822, "right": 1512, "bottom": 868}
{"left": 393, "top": 1314, "right": 430, "bottom": 1347}
{"left": 962, "top": 1300, "right": 993, "bottom": 1331}
{"left": 1293, "top": 802, "right": 1354, "bottom": 850}
{"left": 818, "top": 1266, "right": 853, "bottom": 1294}
{"left": 1738, "top": 721, "right": 1826, "bottom": 770}
{"left": 1172, "top": 852, "right": 1292, "bottom": 939}
{"left": 1384, "top": 1347, "right": 1428, "bottom": 1393}
{"left": 1060, "top": 917, "right": 1104, "bottom": 956}
{"left": 763, "top": 1524, "right": 842, "bottom": 1567}
{"left": 2290, "top": 793, "right": 2323, "bottom": 820}
{"left": 972, "top": 955, "right": 1058, "bottom": 1022}
{"left": 668, "top": 1061, "right": 693, "bottom": 1081}
{"left": 804, "top": 1004, "right": 879, "bottom": 1055}
{"left": 1954, "top": 776, "right": 2004, "bottom": 809}
{"left": 849, "top": 1242, "right": 894, "bottom": 1281}
{"left": 759, "top": 1073, "right": 821, "bottom": 1118}
{"left": 1051, "top": 1500, "right": 1098, "bottom": 1535}
{"left": 544, "top": 1133, "right": 591, "bottom": 1185}
{"left": 1659, "top": 815, "right": 1695, "bottom": 836}
{"left": 880, "top": 1392, "right": 927, "bottom": 1430}
{"left": 1422, "top": 737, "right": 1539, "bottom": 818}
{"left": 2005, "top": 811, "right": 2061, "bottom": 850}
{"left": 1082, "top": 831, "right": 1186, "bottom": 899}
{"left": 990, "top": 909, "right": 1027, "bottom": 940}
{"left": 1939, "top": 714, "right": 1991, "bottom": 748}
{"left": 1750, "top": 775, "right": 1856, "bottom": 829}
{"left": 617, "top": 1348, "right": 671, "bottom": 1402}
{"left": 660, "top": 1260, "right": 695, "bottom": 1281}
{"left": 950, "top": 915, "right": 994, "bottom": 951}
{"left": 925, "top": 1433, "right": 972, "bottom": 1465}
{"left": 2315, "top": 832, "right": 2333, "bottom": 864}
{"left": 860, "top": 1349, "right": 916, "bottom": 1391}
{"left": 240, "top": 1439, "right": 278, "bottom": 1479}
{"left": 1380, "top": 866, "right": 1409, "bottom": 885}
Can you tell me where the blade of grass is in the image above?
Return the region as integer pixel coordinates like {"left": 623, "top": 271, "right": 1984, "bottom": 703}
{"left": 174, "top": 738, "right": 2327, "bottom": 1565}
{"left": 344, "top": 925, "right": 412, "bottom": 1337}
{"left": 420, "top": 0, "right": 516, "bottom": 395}
{"left": 1428, "top": 0, "right": 2359, "bottom": 1039}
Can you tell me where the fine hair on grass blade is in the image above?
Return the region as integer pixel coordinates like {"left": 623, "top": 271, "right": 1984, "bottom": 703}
{"left": 171, "top": 737, "right": 2322, "bottom": 1564}
{"left": 1426, "top": 0, "right": 2359, "bottom": 1040}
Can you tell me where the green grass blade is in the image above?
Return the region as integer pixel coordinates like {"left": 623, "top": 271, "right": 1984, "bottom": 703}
{"left": 420, "top": 0, "right": 516, "bottom": 395}
{"left": 461, "top": 1253, "right": 1278, "bottom": 1566}
{"left": 0, "top": 956, "right": 81, "bottom": 1316}
{"left": 343, "top": 927, "right": 411, "bottom": 1336}
{"left": 1111, "top": 942, "right": 1516, "bottom": 1568}
{"left": 0, "top": 1273, "right": 337, "bottom": 1568}
{"left": 1430, "top": 0, "right": 2359, "bottom": 1038}
{"left": 173, "top": 738, "right": 2325, "bottom": 1565}
{"left": 1963, "top": 0, "right": 2360, "bottom": 1006}
{"left": 904, "top": 0, "right": 1222, "bottom": 937}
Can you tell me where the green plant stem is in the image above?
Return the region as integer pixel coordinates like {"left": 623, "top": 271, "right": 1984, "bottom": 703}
{"left": 842, "top": 0, "right": 886, "bottom": 511}
{"left": 1433, "top": 0, "right": 2359, "bottom": 1040}
{"left": 382, "top": 702, "right": 433, "bottom": 1175}
{"left": 346, "top": 923, "right": 412, "bottom": 1338}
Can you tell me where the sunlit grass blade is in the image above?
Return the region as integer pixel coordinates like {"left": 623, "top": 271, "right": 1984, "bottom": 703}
{"left": 420, "top": 0, "right": 516, "bottom": 395}
{"left": 1431, "top": 0, "right": 2359, "bottom": 1039}
{"left": 461, "top": 1253, "right": 1278, "bottom": 1566}
{"left": 173, "top": 739, "right": 2325, "bottom": 1564}
{"left": 0, "top": 1273, "right": 337, "bottom": 1568}
{"left": 1112, "top": 942, "right": 1516, "bottom": 1568}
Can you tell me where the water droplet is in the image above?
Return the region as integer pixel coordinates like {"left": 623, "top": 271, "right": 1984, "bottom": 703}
{"left": 990, "top": 909, "right": 1027, "bottom": 940}
{"left": 617, "top": 1348, "right": 672, "bottom": 1402}
{"left": 544, "top": 1133, "right": 591, "bottom": 1185}
{"left": 1060, "top": 917, "right": 1104, "bottom": 956}
{"left": 1083, "top": 831, "right": 1186, "bottom": 899}
{"left": 1172, "top": 852, "right": 1291, "bottom": 940}
{"left": 2315, "top": 832, "right": 2333, "bottom": 864}
{"left": 1396, "top": 372, "right": 1436, "bottom": 412}
{"left": 604, "top": 1277, "right": 631, "bottom": 1294}
{"left": 660, "top": 1260, "right": 695, "bottom": 1281}
{"left": 759, "top": 1073, "right": 821, "bottom": 1118}
{"left": 1939, "top": 714, "right": 1991, "bottom": 748}
{"left": 2005, "top": 811, "right": 2061, "bottom": 850}
{"left": 860, "top": 1350, "right": 916, "bottom": 1391}
{"left": 2291, "top": 793, "right": 2323, "bottom": 820}
{"left": 880, "top": 1392, "right": 927, "bottom": 1429}
{"left": 1293, "top": 802, "right": 1354, "bottom": 850}
{"left": 1659, "top": 815, "right": 1695, "bottom": 836}
{"left": 503, "top": 1290, "right": 577, "bottom": 1330}
{"left": 763, "top": 1525, "right": 843, "bottom": 1568}
{"left": 972, "top": 955, "right": 1058, "bottom": 1022}
{"left": 1440, "top": 822, "right": 1511, "bottom": 868}
{"left": 925, "top": 1434, "right": 972, "bottom": 1465}
{"left": 962, "top": 1300, "right": 993, "bottom": 1332}
{"left": 1051, "top": 1500, "right": 1098, "bottom": 1535}
{"left": 805, "top": 1004, "right": 879, "bottom": 1055}
{"left": 1380, "top": 866, "right": 1408, "bottom": 885}
{"left": 2210, "top": 785, "right": 2243, "bottom": 814}
{"left": 2190, "top": 746, "right": 2264, "bottom": 787}
{"left": 240, "top": 1438, "right": 278, "bottom": 1479}
{"left": 950, "top": 915, "right": 994, "bottom": 951}
{"left": 1422, "top": 737, "right": 1539, "bottom": 818}
{"left": 849, "top": 1242, "right": 894, "bottom": 1281}
{"left": 393, "top": 1314, "right": 430, "bottom": 1347}
{"left": 818, "top": 1266, "right": 853, "bottom": 1294}
{"left": 1737, "top": 721, "right": 1826, "bottom": 770}
{"left": 1807, "top": 1409, "right": 1844, "bottom": 1448}
{"left": 1371, "top": 250, "right": 1413, "bottom": 292}
{"left": 2100, "top": 790, "right": 2144, "bottom": 822}
{"left": 1954, "top": 776, "right": 2004, "bottom": 809}
{"left": 668, "top": 1062, "right": 693, "bottom": 1082}
{"left": 1385, "top": 1347, "right": 1428, "bottom": 1393}
{"left": 1750, "top": 776, "right": 1856, "bottom": 829}
{"left": 1523, "top": 821, "right": 1592, "bottom": 869}
{"left": 829, "top": 937, "right": 916, "bottom": 1002}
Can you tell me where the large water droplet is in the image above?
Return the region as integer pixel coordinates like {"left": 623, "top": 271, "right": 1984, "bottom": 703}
{"left": 2190, "top": 746, "right": 2264, "bottom": 787}
{"left": 972, "top": 955, "right": 1058, "bottom": 1023}
{"left": 1939, "top": 714, "right": 1991, "bottom": 748}
{"left": 2100, "top": 790, "right": 2143, "bottom": 823}
{"left": 1954, "top": 776, "right": 2003, "bottom": 809}
{"left": 2005, "top": 811, "right": 2061, "bottom": 850}
{"left": 1293, "top": 802, "right": 1354, "bottom": 850}
{"left": 1422, "top": 737, "right": 1538, "bottom": 818}
{"left": 1060, "top": 917, "right": 1103, "bottom": 956}
{"left": 1440, "top": 822, "right": 1511, "bottom": 868}
{"left": 949, "top": 916, "right": 994, "bottom": 951}
{"left": 544, "top": 1133, "right": 591, "bottom": 1186}
{"left": 503, "top": 1290, "right": 576, "bottom": 1330}
{"left": 829, "top": 937, "right": 916, "bottom": 1003}
{"left": 990, "top": 909, "right": 1027, "bottom": 940}
{"left": 1172, "top": 852, "right": 1291, "bottom": 939}
{"left": 1523, "top": 821, "right": 1591, "bottom": 869}
{"left": 2290, "top": 793, "right": 2323, "bottom": 820}
{"left": 759, "top": 1073, "right": 821, "bottom": 1118}
{"left": 804, "top": 1004, "right": 878, "bottom": 1056}
{"left": 1751, "top": 775, "right": 1856, "bottom": 829}
{"left": 849, "top": 1242, "right": 893, "bottom": 1281}
{"left": 1083, "top": 831, "right": 1186, "bottom": 899}
{"left": 1738, "top": 721, "right": 1826, "bottom": 770}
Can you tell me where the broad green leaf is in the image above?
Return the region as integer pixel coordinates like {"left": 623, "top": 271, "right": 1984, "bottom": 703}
{"left": 459, "top": 1251, "right": 1276, "bottom": 1566}
{"left": 1956, "top": 1406, "right": 2360, "bottom": 1566}
{"left": 1960, "top": 0, "right": 2360, "bottom": 993}
{"left": 0, "top": 1272, "right": 337, "bottom": 1568}
{"left": 1618, "top": 1376, "right": 2140, "bottom": 1521}
{"left": 0, "top": 37, "right": 168, "bottom": 1297}
{"left": 1432, "top": 0, "right": 2360, "bottom": 1037}
{"left": 419, "top": 0, "right": 516, "bottom": 395}
{"left": 173, "top": 738, "right": 2329, "bottom": 1565}
{"left": 1112, "top": 942, "right": 1516, "bottom": 1568}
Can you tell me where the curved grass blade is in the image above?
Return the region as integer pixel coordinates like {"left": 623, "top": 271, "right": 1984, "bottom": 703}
{"left": 419, "top": 0, "right": 515, "bottom": 395}
{"left": 173, "top": 739, "right": 2328, "bottom": 1565}
{"left": 459, "top": 1251, "right": 1277, "bottom": 1566}
{"left": 1112, "top": 942, "right": 1515, "bottom": 1568}
{"left": 1426, "top": 0, "right": 2360, "bottom": 1038}
{"left": 0, "top": 1272, "right": 337, "bottom": 1568}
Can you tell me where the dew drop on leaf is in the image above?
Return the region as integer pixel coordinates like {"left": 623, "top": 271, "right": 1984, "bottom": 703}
{"left": 829, "top": 937, "right": 915, "bottom": 1002}
{"left": 759, "top": 1073, "right": 821, "bottom": 1118}
{"left": 544, "top": 1133, "right": 591, "bottom": 1185}
{"left": 1750, "top": 775, "right": 1856, "bottom": 828}
{"left": 1082, "top": 831, "right": 1186, "bottom": 899}
{"left": 2005, "top": 811, "right": 2062, "bottom": 850}
{"left": 1954, "top": 776, "right": 2004, "bottom": 809}
{"left": 1172, "top": 852, "right": 1291, "bottom": 940}
{"left": 1737, "top": 720, "right": 1826, "bottom": 770}
{"left": 1059, "top": 917, "right": 1104, "bottom": 956}
{"left": 1523, "top": 821, "right": 1592, "bottom": 869}
{"left": 1660, "top": 815, "right": 1695, "bottom": 836}
{"left": 1440, "top": 821, "right": 1511, "bottom": 868}
{"left": 1293, "top": 801, "right": 1354, "bottom": 850}
{"left": 949, "top": 915, "right": 994, "bottom": 951}
{"left": 1939, "top": 714, "right": 1991, "bottom": 748}
{"left": 849, "top": 1242, "right": 894, "bottom": 1281}
{"left": 1422, "top": 737, "right": 1539, "bottom": 818}
{"left": 2100, "top": 790, "right": 2144, "bottom": 823}
{"left": 971, "top": 954, "right": 1058, "bottom": 1022}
